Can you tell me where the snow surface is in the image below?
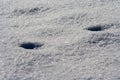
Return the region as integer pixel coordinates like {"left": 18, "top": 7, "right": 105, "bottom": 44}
{"left": 0, "top": 0, "right": 120, "bottom": 80}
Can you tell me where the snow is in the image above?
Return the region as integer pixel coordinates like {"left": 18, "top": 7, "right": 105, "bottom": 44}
{"left": 0, "top": 0, "right": 120, "bottom": 80}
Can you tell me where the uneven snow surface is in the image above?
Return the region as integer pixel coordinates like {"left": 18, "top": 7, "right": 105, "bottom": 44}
{"left": 0, "top": 0, "right": 120, "bottom": 80}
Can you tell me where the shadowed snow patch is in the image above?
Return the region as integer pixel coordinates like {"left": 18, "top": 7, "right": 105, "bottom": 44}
{"left": 12, "top": 7, "right": 50, "bottom": 16}
{"left": 83, "top": 33, "right": 120, "bottom": 47}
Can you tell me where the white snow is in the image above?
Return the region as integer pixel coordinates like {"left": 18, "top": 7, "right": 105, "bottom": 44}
{"left": 0, "top": 0, "right": 120, "bottom": 80}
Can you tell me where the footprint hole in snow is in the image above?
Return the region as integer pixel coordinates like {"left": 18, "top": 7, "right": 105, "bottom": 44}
{"left": 86, "top": 24, "right": 114, "bottom": 32}
{"left": 19, "top": 42, "right": 43, "bottom": 50}
{"left": 29, "top": 7, "right": 40, "bottom": 13}
{"left": 86, "top": 25, "right": 103, "bottom": 31}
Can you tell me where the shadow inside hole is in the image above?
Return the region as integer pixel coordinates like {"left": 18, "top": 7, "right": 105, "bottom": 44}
{"left": 19, "top": 42, "right": 43, "bottom": 50}
{"left": 86, "top": 25, "right": 103, "bottom": 31}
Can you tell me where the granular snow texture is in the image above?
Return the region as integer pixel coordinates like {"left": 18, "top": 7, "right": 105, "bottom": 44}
{"left": 0, "top": 0, "right": 120, "bottom": 80}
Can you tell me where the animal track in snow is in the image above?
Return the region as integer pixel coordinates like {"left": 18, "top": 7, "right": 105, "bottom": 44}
{"left": 87, "top": 25, "right": 103, "bottom": 31}
{"left": 19, "top": 42, "right": 43, "bottom": 50}
{"left": 86, "top": 24, "right": 114, "bottom": 31}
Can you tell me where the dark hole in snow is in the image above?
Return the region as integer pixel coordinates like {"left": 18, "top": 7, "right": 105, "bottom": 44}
{"left": 13, "top": 9, "right": 26, "bottom": 15}
{"left": 86, "top": 25, "right": 103, "bottom": 31}
{"left": 29, "top": 7, "right": 40, "bottom": 13}
{"left": 19, "top": 42, "right": 43, "bottom": 49}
